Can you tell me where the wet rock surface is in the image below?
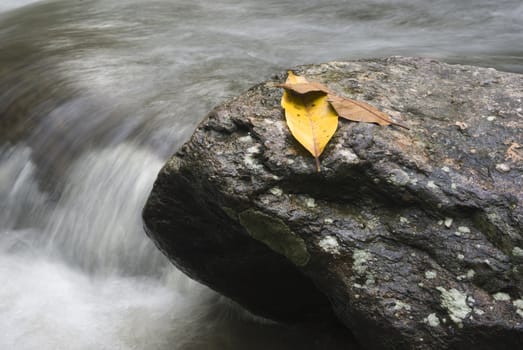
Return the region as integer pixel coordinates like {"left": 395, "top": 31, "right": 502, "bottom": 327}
{"left": 143, "top": 57, "right": 523, "bottom": 349}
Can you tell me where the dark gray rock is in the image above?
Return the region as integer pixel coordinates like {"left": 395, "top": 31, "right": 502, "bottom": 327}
{"left": 143, "top": 57, "right": 523, "bottom": 349}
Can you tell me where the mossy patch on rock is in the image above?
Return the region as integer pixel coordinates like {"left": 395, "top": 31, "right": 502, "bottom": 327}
{"left": 239, "top": 209, "right": 310, "bottom": 267}
{"left": 221, "top": 206, "right": 238, "bottom": 221}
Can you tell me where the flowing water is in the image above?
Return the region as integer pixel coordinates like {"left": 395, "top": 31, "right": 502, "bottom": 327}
{"left": 1, "top": 1, "right": 522, "bottom": 349}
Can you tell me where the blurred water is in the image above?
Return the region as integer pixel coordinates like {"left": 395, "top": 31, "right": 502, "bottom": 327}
{"left": 0, "top": 0, "right": 41, "bottom": 12}
{"left": 1, "top": 0, "right": 522, "bottom": 349}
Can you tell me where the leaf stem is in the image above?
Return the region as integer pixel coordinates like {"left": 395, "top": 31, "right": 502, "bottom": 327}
{"left": 315, "top": 157, "right": 321, "bottom": 172}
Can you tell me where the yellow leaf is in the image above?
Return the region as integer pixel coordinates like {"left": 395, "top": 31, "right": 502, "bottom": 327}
{"left": 285, "top": 70, "right": 308, "bottom": 84}
{"left": 281, "top": 71, "right": 338, "bottom": 171}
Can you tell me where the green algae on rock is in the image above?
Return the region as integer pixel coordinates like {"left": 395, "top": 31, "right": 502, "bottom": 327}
{"left": 239, "top": 209, "right": 310, "bottom": 267}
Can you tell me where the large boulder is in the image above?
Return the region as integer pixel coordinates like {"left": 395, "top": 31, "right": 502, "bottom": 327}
{"left": 143, "top": 57, "right": 523, "bottom": 349}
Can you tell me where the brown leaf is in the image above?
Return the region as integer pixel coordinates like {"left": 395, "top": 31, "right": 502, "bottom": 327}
{"left": 328, "top": 94, "right": 409, "bottom": 129}
{"left": 276, "top": 82, "right": 331, "bottom": 95}
{"left": 506, "top": 142, "right": 523, "bottom": 162}
{"left": 454, "top": 121, "right": 468, "bottom": 130}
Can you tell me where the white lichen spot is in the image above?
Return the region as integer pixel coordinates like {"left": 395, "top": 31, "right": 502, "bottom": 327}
{"left": 388, "top": 169, "right": 410, "bottom": 186}
{"left": 458, "top": 226, "right": 470, "bottom": 233}
{"left": 474, "top": 309, "right": 485, "bottom": 316}
{"left": 444, "top": 218, "right": 453, "bottom": 228}
{"left": 457, "top": 254, "right": 465, "bottom": 260}
{"left": 353, "top": 283, "right": 363, "bottom": 289}
{"left": 493, "top": 292, "right": 511, "bottom": 301}
{"left": 512, "top": 247, "right": 523, "bottom": 257}
{"left": 305, "top": 197, "right": 316, "bottom": 208}
{"left": 437, "top": 287, "right": 471, "bottom": 324}
{"left": 338, "top": 149, "right": 359, "bottom": 163}
{"left": 442, "top": 166, "right": 450, "bottom": 173}
{"left": 451, "top": 183, "right": 457, "bottom": 190}
{"left": 238, "top": 135, "right": 254, "bottom": 143}
{"left": 393, "top": 300, "right": 412, "bottom": 312}
{"left": 424, "top": 313, "right": 441, "bottom": 327}
{"left": 243, "top": 154, "right": 263, "bottom": 170}
{"left": 319, "top": 236, "right": 340, "bottom": 255}
{"left": 460, "top": 270, "right": 475, "bottom": 281}
{"left": 246, "top": 145, "right": 260, "bottom": 154}
{"left": 365, "top": 276, "right": 375, "bottom": 286}
{"left": 487, "top": 212, "right": 499, "bottom": 221}
{"left": 353, "top": 249, "right": 371, "bottom": 275}
{"left": 400, "top": 216, "right": 409, "bottom": 224}
{"left": 454, "top": 231, "right": 461, "bottom": 237}
{"left": 425, "top": 270, "right": 437, "bottom": 279}
{"left": 324, "top": 218, "right": 334, "bottom": 224}
{"left": 287, "top": 158, "right": 295, "bottom": 165}
{"left": 269, "top": 187, "right": 283, "bottom": 196}
{"left": 486, "top": 116, "right": 497, "bottom": 121}
{"left": 495, "top": 163, "right": 511, "bottom": 173}
{"left": 427, "top": 181, "right": 438, "bottom": 189}
{"left": 365, "top": 216, "right": 380, "bottom": 230}
{"left": 513, "top": 299, "right": 523, "bottom": 318}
